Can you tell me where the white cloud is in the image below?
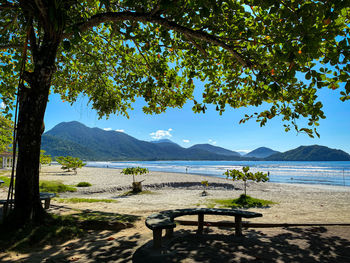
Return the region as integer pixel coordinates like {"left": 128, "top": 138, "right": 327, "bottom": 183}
{"left": 103, "top": 128, "right": 112, "bottom": 131}
{"left": 183, "top": 139, "right": 190, "bottom": 143}
{"left": 150, "top": 128, "right": 173, "bottom": 140}
{"left": 0, "top": 102, "right": 5, "bottom": 109}
{"left": 115, "top": 129, "right": 125, "bottom": 133}
{"left": 237, "top": 149, "right": 251, "bottom": 154}
{"left": 208, "top": 139, "right": 217, "bottom": 145}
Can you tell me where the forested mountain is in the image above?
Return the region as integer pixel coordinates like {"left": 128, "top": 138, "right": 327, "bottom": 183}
{"left": 42, "top": 122, "right": 350, "bottom": 161}
{"left": 188, "top": 144, "right": 240, "bottom": 157}
{"left": 245, "top": 147, "right": 280, "bottom": 158}
{"left": 266, "top": 145, "right": 350, "bottom": 161}
{"left": 42, "top": 121, "right": 242, "bottom": 161}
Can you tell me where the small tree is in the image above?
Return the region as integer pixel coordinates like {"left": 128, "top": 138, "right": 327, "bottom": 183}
{"left": 121, "top": 167, "right": 149, "bottom": 193}
{"left": 224, "top": 167, "right": 269, "bottom": 196}
{"left": 40, "top": 150, "right": 52, "bottom": 166}
{"left": 201, "top": 180, "right": 209, "bottom": 196}
{"left": 56, "top": 156, "right": 86, "bottom": 175}
{"left": 0, "top": 115, "right": 13, "bottom": 153}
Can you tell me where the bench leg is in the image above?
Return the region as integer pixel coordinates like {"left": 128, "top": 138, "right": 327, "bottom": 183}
{"left": 44, "top": 198, "right": 51, "bottom": 209}
{"left": 153, "top": 229, "right": 162, "bottom": 249}
{"left": 235, "top": 216, "right": 242, "bottom": 236}
{"left": 165, "top": 228, "right": 174, "bottom": 238}
{"left": 197, "top": 214, "right": 204, "bottom": 234}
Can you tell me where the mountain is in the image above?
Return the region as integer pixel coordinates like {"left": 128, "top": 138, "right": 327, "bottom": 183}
{"left": 189, "top": 144, "right": 240, "bottom": 157}
{"left": 245, "top": 147, "right": 280, "bottom": 158}
{"left": 42, "top": 121, "right": 242, "bottom": 161}
{"left": 266, "top": 145, "right": 350, "bottom": 161}
{"left": 42, "top": 122, "right": 350, "bottom": 161}
{"left": 151, "top": 139, "right": 176, "bottom": 144}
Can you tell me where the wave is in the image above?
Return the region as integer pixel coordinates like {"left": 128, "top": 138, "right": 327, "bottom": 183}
{"left": 86, "top": 160, "right": 350, "bottom": 187}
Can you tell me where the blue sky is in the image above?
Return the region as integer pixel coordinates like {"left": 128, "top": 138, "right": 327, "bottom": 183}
{"left": 43, "top": 78, "right": 350, "bottom": 154}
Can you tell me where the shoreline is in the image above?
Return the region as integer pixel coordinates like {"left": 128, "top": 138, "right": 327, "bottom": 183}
{"left": 41, "top": 166, "right": 350, "bottom": 223}
{"left": 1, "top": 165, "right": 350, "bottom": 262}
{"left": 86, "top": 162, "right": 350, "bottom": 188}
{"left": 49, "top": 163, "right": 350, "bottom": 191}
{"left": 1, "top": 165, "right": 350, "bottom": 223}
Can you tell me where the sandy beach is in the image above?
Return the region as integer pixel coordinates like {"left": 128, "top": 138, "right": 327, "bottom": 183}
{"left": 1, "top": 165, "right": 350, "bottom": 262}
{"left": 34, "top": 165, "right": 350, "bottom": 224}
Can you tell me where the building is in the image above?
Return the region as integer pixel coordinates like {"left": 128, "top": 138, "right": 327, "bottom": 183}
{"left": 0, "top": 152, "right": 15, "bottom": 169}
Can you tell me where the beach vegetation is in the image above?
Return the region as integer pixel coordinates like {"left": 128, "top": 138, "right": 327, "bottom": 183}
{"left": 39, "top": 181, "right": 77, "bottom": 193}
{"left": 225, "top": 167, "right": 269, "bottom": 195}
{"left": 56, "top": 156, "right": 86, "bottom": 174}
{"left": 0, "top": 175, "right": 11, "bottom": 187}
{"left": 39, "top": 150, "right": 52, "bottom": 167}
{"left": 76, "top": 182, "right": 92, "bottom": 187}
{"left": 56, "top": 198, "right": 116, "bottom": 203}
{"left": 209, "top": 195, "right": 277, "bottom": 209}
{"left": 1, "top": 1, "right": 349, "bottom": 225}
{"left": 121, "top": 167, "right": 149, "bottom": 193}
{"left": 0, "top": 115, "right": 13, "bottom": 153}
{"left": 201, "top": 180, "right": 209, "bottom": 196}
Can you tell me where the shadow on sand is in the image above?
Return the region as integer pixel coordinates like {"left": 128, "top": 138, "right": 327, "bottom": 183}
{"left": 133, "top": 226, "right": 350, "bottom": 263}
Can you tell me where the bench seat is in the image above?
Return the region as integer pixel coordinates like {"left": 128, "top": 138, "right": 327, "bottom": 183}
{"left": 0, "top": 192, "right": 56, "bottom": 209}
{"left": 146, "top": 208, "right": 262, "bottom": 248}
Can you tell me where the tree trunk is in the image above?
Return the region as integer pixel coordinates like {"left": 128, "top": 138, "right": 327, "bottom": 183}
{"left": 13, "top": 87, "right": 49, "bottom": 224}
{"left": 13, "top": 37, "right": 60, "bottom": 225}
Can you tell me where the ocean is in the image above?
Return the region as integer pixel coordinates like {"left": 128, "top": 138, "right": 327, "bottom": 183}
{"left": 85, "top": 160, "right": 350, "bottom": 187}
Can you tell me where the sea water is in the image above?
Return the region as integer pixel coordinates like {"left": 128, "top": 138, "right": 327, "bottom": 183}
{"left": 86, "top": 160, "right": 350, "bottom": 187}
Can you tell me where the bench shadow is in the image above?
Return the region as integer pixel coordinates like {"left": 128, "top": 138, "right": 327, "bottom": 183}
{"left": 133, "top": 226, "right": 350, "bottom": 263}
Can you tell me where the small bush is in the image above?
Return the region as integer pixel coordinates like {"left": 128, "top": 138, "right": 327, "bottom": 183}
{"left": 39, "top": 181, "right": 77, "bottom": 193}
{"left": 76, "top": 182, "right": 92, "bottom": 187}
{"left": 210, "top": 194, "right": 276, "bottom": 208}
{"left": 0, "top": 176, "right": 12, "bottom": 187}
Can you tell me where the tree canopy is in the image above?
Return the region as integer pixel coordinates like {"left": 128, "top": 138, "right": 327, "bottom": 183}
{"left": 0, "top": 0, "right": 349, "bottom": 136}
{"left": 0, "top": 114, "right": 13, "bottom": 153}
{"left": 0, "top": 0, "right": 349, "bottom": 224}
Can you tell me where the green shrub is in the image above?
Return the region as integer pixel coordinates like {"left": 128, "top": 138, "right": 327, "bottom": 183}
{"left": 76, "top": 182, "right": 92, "bottom": 187}
{"left": 210, "top": 194, "right": 276, "bottom": 208}
{"left": 0, "top": 176, "right": 12, "bottom": 187}
{"left": 56, "top": 156, "right": 86, "bottom": 174}
{"left": 39, "top": 181, "right": 77, "bottom": 193}
{"left": 40, "top": 150, "right": 52, "bottom": 166}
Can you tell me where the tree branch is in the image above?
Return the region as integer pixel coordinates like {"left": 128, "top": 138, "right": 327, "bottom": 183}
{"left": 28, "top": 22, "right": 39, "bottom": 60}
{"left": 183, "top": 34, "right": 209, "bottom": 57}
{"left": 64, "top": 11, "right": 252, "bottom": 67}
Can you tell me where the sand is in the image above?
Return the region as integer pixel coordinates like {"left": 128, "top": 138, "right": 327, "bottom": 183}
{"left": 35, "top": 165, "right": 350, "bottom": 223}
{"left": 1, "top": 165, "right": 350, "bottom": 262}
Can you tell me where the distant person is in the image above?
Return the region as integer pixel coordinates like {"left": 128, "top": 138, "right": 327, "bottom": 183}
{"left": 186, "top": 167, "right": 188, "bottom": 174}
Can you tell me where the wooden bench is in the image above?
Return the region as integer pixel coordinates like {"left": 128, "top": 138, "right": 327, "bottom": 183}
{"left": 145, "top": 208, "right": 262, "bottom": 248}
{"left": 0, "top": 192, "right": 56, "bottom": 210}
